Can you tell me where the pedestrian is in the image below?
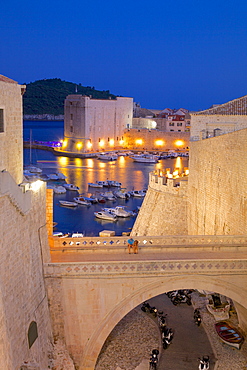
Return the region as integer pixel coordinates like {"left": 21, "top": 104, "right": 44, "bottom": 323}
{"left": 133, "top": 239, "right": 139, "bottom": 254}
{"left": 127, "top": 238, "right": 134, "bottom": 254}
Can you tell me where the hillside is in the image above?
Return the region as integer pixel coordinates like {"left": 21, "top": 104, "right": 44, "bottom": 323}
{"left": 23, "top": 78, "right": 117, "bottom": 115}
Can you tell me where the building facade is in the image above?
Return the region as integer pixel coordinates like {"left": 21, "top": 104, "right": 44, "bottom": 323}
{"left": 63, "top": 95, "right": 133, "bottom": 153}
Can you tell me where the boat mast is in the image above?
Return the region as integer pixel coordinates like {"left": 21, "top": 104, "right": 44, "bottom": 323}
{"left": 30, "top": 129, "right": 32, "bottom": 164}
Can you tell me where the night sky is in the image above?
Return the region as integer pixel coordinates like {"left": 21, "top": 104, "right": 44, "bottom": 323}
{"left": 1, "top": 0, "right": 247, "bottom": 111}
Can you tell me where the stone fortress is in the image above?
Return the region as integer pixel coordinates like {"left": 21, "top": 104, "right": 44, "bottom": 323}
{"left": 0, "top": 73, "right": 247, "bottom": 369}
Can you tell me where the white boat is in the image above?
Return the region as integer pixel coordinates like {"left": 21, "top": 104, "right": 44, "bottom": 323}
{"left": 97, "top": 181, "right": 109, "bottom": 187}
{"left": 97, "top": 153, "right": 118, "bottom": 161}
{"left": 88, "top": 182, "right": 103, "bottom": 188}
{"left": 47, "top": 185, "right": 66, "bottom": 194}
{"left": 114, "top": 189, "right": 130, "bottom": 199}
{"left": 100, "top": 191, "right": 116, "bottom": 201}
{"left": 94, "top": 211, "right": 117, "bottom": 221}
{"left": 57, "top": 172, "right": 67, "bottom": 180}
{"left": 107, "top": 180, "right": 122, "bottom": 187}
{"left": 102, "top": 206, "right": 131, "bottom": 218}
{"left": 72, "top": 232, "right": 84, "bottom": 237}
{"left": 24, "top": 165, "right": 43, "bottom": 174}
{"left": 64, "top": 184, "right": 80, "bottom": 191}
{"left": 74, "top": 197, "right": 91, "bottom": 206}
{"left": 47, "top": 173, "right": 60, "bottom": 180}
{"left": 130, "top": 154, "right": 159, "bottom": 163}
{"left": 59, "top": 200, "right": 78, "bottom": 207}
{"left": 129, "top": 190, "right": 146, "bottom": 197}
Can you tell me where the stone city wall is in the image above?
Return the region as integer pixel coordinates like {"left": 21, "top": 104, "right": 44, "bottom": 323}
{"left": 0, "top": 180, "right": 52, "bottom": 369}
{"left": 188, "top": 128, "right": 247, "bottom": 235}
{"left": 190, "top": 114, "right": 247, "bottom": 141}
{"left": 123, "top": 129, "right": 190, "bottom": 151}
{"left": 131, "top": 173, "right": 188, "bottom": 236}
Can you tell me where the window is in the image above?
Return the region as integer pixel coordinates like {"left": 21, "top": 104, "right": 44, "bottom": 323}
{"left": 0, "top": 109, "right": 4, "bottom": 132}
{"left": 169, "top": 122, "right": 174, "bottom": 126}
{"left": 70, "top": 126, "right": 73, "bottom": 133}
{"left": 177, "top": 122, "right": 182, "bottom": 126}
{"left": 28, "top": 321, "right": 38, "bottom": 348}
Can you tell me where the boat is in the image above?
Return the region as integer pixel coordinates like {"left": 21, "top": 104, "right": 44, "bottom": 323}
{"left": 107, "top": 180, "right": 122, "bottom": 187}
{"left": 97, "top": 153, "right": 118, "bottom": 161}
{"left": 102, "top": 206, "right": 132, "bottom": 218}
{"left": 24, "top": 165, "right": 42, "bottom": 174}
{"left": 47, "top": 185, "right": 66, "bottom": 194}
{"left": 47, "top": 173, "right": 60, "bottom": 180}
{"left": 129, "top": 190, "right": 146, "bottom": 197}
{"left": 71, "top": 232, "right": 84, "bottom": 237}
{"left": 130, "top": 154, "right": 159, "bottom": 163}
{"left": 59, "top": 200, "right": 78, "bottom": 207}
{"left": 215, "top": 321, "right": 244, "bottom": 349}
{"left": 88, "top": 182, "right": 103, "bottom": 188}
{"left": 64, "top": 183, "right": 80, "bottom": 191}
{"left": 114, "top": 189, "right": 131, "bottom": 199}
{"left": 97, "top": 181, "right": 109, "bottom": 187}
{"left": 100, "top": 191, "right": 116, "bottom": 201}
{"left": 94, "top": 211, "right": 117, "bottom": 221}
{"left": 74, "top": 197, "right": 91, "bottom": 206}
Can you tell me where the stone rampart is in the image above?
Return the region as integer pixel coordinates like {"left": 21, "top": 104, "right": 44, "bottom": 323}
{"left": 0, "top": 179, "right": 52, "bottom": 369}
{"left": 188, "top": 128, "right": 247, "bottom": 235}
{"left": 131, "top": 172, "right": 188, "bottom": 236}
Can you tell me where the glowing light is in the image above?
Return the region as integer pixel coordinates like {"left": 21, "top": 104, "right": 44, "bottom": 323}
{"left": 87, "top": 142, "right": 92, "bottom": 149}
{"left": 175, "top": 156, "right": 182, "bottom": 170}
{"left": 58, "top": 157, "right": 68, "bottom": 166}
{"left": 76, "top": 142, "right": 82, "bottom": 150}
{"left": 175, "top": 140, "right": 184, "bottom": 147}
{"left": 173, "top": 170, "right": 179, "bottom": 177}
{"left": 151, "top": 121, "right": 157, "bottom": 129}
{"left": 109, "top": 139, "right": 114, "bottom": 146}
{"left": 99, "top": 140, "right": 104, "bottom": 147}
{"left": 155, "top": 140, "right": 164, "bottom": 146}
{"left": 185, "top": 168, "right": 189, "bottom": 175}
{"left": 75, "top": 158, "right": 82, "bottom": 167}
{"left": 135, "top": 139, "right": 143, "bottom": 145}
{"left": 119, "top": 139, "right": 124, "bottom": 145}
{"left": 62, "top": 139, "right": 68, "bottom": 148}
{"left": 30, "top": 180, "right": 43, "bottom": 192}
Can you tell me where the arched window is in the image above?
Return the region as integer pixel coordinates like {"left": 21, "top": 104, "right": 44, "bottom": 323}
{"left": 28, "top": 321, "right": 38, "bottom": 348}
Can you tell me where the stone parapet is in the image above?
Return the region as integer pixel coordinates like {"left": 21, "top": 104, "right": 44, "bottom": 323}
{"left": 149, "top": 172, "right": 188, "bottom": 196}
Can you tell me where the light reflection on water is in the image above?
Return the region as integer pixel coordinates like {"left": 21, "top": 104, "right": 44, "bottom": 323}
{"left": 23, "top": 121, "right": 188, "bottom": 236}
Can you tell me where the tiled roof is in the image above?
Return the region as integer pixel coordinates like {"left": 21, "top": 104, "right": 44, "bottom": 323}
{"left": 0, "top": 75, "right": 18, "bottom": 84}
{"left": 193, "top": 95, "right": 247, "bottom": 115}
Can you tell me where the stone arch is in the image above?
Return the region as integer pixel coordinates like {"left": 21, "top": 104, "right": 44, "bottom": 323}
{"left": 81, "top": 274, "right": 247, "bottom": 369}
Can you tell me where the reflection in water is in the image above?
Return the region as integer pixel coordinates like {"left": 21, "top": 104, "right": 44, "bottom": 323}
{"left": 24, "top": 148, "right": 188, "bottom": 235}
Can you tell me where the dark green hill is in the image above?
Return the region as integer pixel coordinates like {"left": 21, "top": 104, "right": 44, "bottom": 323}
{"left": 23, "top": 78, "right": 117, "bottom": 115}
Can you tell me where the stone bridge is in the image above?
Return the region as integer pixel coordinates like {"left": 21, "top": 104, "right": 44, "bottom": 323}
{"left": 45, "top": 235, "right": 247, "bottom": 369}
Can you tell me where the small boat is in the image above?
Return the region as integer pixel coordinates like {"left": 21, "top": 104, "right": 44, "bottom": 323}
{"left": 97, "top": 153, "right": 118, "bottom": 161}
{"left": 215, "top": 321, "right": 244, "bottom": 349}
{"left": 88, "top": 182, "right": 103, "bottom": 188}
{"left": 94, "top": 211, "right": 117, "bottom": 221}
{"left": 47, "top": 185, "right": 66, "bottom": 194}
{"left": 130, "top": 154, "right": 159, "bottom": 163}
{"left": 71, "top": 232, "right": 84, "bottom": 237}
{"left": 47, "top": 173, "right": 60, "bottom": 180}
{"left": 107, "top": 180, "right": 122, "bottom": 187}
{"left": 97, "top": 181, "right": 109, "bottom": 187}
{"left": 24, "top": 165, "right": 43, "bottom": 174}
{"left": 59, "top": 200, "right": 78, "bottom": 207}
{"left": 74, "top": 197, "right": 91, "bottom": 206}
{"left": 102, "top": 206, "right": 132, "bottom": 218}
{"left": 114, "top": 189, "right": 131, "bottom": 199}
{"left": 129, "top": 190, "right": 146, "bottom": 197}
{"left": 64, "top": 184, "right": 80, "bottom": 191}
{"left": 100, "top": 191, "right": 116, "bottom": 201}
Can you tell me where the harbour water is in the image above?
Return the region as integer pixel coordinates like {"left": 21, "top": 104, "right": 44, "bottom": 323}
{"left": 23, "top": 121, "right": 189, "bottom": 236}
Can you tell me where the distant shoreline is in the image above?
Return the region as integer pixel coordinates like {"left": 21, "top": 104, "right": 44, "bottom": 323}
{"left": 23, "top": 114, "right": 64, "bottom": 121}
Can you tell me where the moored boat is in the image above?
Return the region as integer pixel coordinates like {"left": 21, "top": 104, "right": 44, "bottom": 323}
{"left": 64, "top": 183, "right": 80, "bottom": 191}
{"left": 102, "top": 206, "right": 131, "bottom": 218}
{"left": 97, "top": 153, "right": 118, "bottom": 161}
{"left": 74, "top": 197, "right": 91, "bottom": 206}
{"left": 94, "top": 211, "right": 117, "bottom": 221}
{"left": 59, "top": 200, "right": 78, "bottom": 207}
{"left": 48, "top": 185, "right": 66, "bottom": 194}
{"left": 130, "top": 154, "right": 159, "bottom": 163}
{"left": 129, "top": 190, "right": 146, "bottom": 197}
{"left": 88, "top": 182, "right": 103, "bottom": 188}
{"left": 215, "top": 321, "right": 244, "bottom": 349}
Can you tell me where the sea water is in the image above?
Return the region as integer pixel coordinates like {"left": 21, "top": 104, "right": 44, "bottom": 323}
{"left": 23, "top": 121, "right": 188, "bottom": 236}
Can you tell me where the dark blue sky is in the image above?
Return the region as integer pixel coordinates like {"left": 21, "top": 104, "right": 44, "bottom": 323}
{"left": 1, "top": 0, "right": 247, "bottom": 110}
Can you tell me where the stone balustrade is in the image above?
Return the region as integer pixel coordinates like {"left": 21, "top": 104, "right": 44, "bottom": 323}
{"left": 49, "top": 234, "right": 247, "bottom": 253}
